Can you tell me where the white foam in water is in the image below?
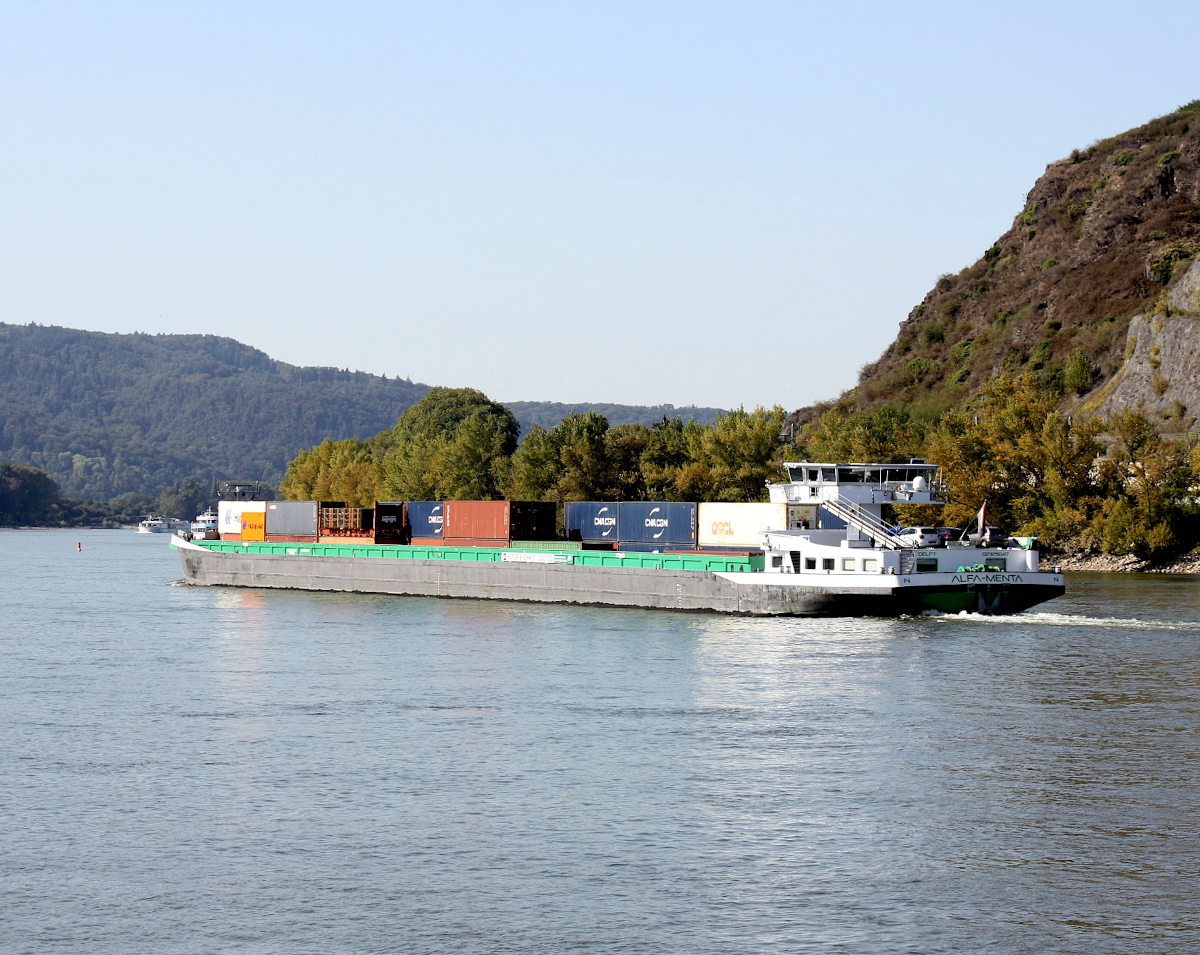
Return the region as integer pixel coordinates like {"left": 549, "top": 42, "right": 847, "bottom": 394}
{"left": 922, "top": 609, "right": 1186, "bottom": 630}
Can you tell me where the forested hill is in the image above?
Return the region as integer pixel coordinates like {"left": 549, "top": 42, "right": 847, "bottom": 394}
{"left": 788, "top": 100, "right": 1200, "bottom": 431}
{"left": 0, "top": 323, "right": 729, "bottom": 500}
{"left": 0, "top": 323, "right": 430, "bottom": 498}
{"left": 507, "top": 401, "right": 724, "bottom": 434}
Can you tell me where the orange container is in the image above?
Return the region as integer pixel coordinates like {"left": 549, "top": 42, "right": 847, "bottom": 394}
{"left": 440, "top": 538, "right": 508, "bottom": 548}
{"left": 241, "top": 510, "right": 267, "bottom": 542}
{"left": 443, "top": 501, "right": 510, "bottom": 541}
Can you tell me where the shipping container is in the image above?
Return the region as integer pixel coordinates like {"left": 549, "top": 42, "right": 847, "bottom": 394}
{"left": 615, "top": 542, "right": 673, "bottom": 553}
{"left": 564, "top": 501, "right": 621, "bottom": 542}
{"left": 618, "top": 501, "right": 697, "bottom": 545}
{"left": 374, "top": 502, "right": 409, "bottom": 544}
{"left": 319, "top": 506, "right": 374, "bottom": 535}
{"left": 409, "top": 536, "right": 445, "bottom": 547}
{"left": 436, "top": 537, "right": 509, "bottom": 548}
{"left": 697, "top": 502, "right": 789, "bottom": 548}
{"left": 265, "top": 535, "right": 317, "bottom": 543}
{"left": 511, "top": 540, "right": 582, "bottom": 551}
{"left": 508, "top": 501, "right": 557, "bottom": 541}
{"left": 444, "top": 501, "right": 510, "bottom": 541}
{"left": 406, "top": 501, "right": 444, "bottom": 539}
{"left": 241, "top": 508, "right": 267, "bottom": 542}
{"left": 218, "top": 500, "right": 247, "bottom": 538}
{"left": 265, "top": 500, "right": 318, "bottom": 537}
{"left": 319, "top": 535, "right": 373, "bottom": 544}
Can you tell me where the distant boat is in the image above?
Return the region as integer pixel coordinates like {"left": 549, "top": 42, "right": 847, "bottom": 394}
{"left": 137, "top": 515, "right": 190, "bottom": 534}
{"left": 189, "top": 508, "right": 220, "bottom": 540}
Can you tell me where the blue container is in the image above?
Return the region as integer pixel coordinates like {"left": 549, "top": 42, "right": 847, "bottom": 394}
{"left": 564, "top": 501, "right": 621, "bottom": 542}
{"left": 619, "top": 501, "right": 697, "bottom": 545}
{"left": 818, "top": 506, "right": 847, "bottom": 531}
{"left": 406, "top": 501, "right": 445, "bottom": 539}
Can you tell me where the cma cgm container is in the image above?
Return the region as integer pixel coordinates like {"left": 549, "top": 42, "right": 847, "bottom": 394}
{"left": 619, "top": 502, "right": 697, "bottom": 546}
{"left": 698, "top": 502, "right": 817, "bottom": 548}
{"left": 443, "top": 501, "right": 558, "bottom": 543}
{"left": 265, "top": 501, "right": 318, "bottom": 540}
{"left": 406, "top": 501, "right": 444, "bottom": 540}
{"left": 374, "top": 502, "right": 408, "bottom": 544}
{"left": 564, "top": 502, "right": 621, "bottom": 542}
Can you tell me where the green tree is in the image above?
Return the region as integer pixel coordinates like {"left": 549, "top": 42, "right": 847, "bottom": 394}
{"left": 155, "top": 477, "right": 212, "bottom": 519}
{"left": 280, "top": 438, "right": 380, "bottom": 505}
{"left": 379, "top": 388, "right": 519, "bottom": 500}
{"left": 676, "top": 406, "right": 786, "bottom": 502}
{"left": 0, "top": 463, "right": 60, "bottom": 525}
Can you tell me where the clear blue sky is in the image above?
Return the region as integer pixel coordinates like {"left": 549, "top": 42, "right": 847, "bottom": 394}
{"left": 3, "top": 2, "right": 1198, "bottom": 411}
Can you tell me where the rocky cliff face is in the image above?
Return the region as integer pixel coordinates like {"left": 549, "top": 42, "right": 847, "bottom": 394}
{"left": 795, "top": 101, "right": 1200, "bottom": 429}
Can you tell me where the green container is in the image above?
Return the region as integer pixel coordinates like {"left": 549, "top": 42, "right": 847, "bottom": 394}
{"left": 511, "top": 540, "right": 582, "bottom": 551}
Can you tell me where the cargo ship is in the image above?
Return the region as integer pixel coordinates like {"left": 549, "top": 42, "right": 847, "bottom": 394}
{"left": 171, "top": 461, "right": 1063, "bottom": 616}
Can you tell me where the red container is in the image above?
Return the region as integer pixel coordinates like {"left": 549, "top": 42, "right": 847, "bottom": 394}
{"left": 444, "top": 501, "right": 511, "bottom": 541}
{"left": 220, "top": 532, "right": 242, "bottom": 541}
{"left": 409, "top": 537, "right": 446, "bottom": 547}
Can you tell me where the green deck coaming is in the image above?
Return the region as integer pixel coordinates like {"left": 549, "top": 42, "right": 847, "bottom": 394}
{"left": 189, "top": 539, "right": 764, "bottom": 573}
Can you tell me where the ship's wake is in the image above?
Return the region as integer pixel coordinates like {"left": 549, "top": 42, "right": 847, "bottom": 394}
{"left": 921, "top": 609, "right": 1189, "bottom": 630}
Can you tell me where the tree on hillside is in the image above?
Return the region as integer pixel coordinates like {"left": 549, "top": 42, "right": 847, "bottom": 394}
{"left": 925, "top": 376, "right": 1104, "bottom": 542}
{"left": 505, "top": 412, "right": 614, "bottom": 501}
{"left": 280, "top": 438, "right": 380, "bottom": 506}
{"left": 155, "top": 478, "right": 212, "bottom": 519}
{"left": 379, "top": 388, "right": 519, "bottom": 501}
{"left": 0, "top": 463, "right": 60, "bottom": 525}
{"left": 639, "top": 417, "right": 697, "bottom": 501}
{"left": 676, "top": 406, "right": 787, "bottom": 502}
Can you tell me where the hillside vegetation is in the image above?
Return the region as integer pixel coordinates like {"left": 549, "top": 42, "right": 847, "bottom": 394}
{"left": 791, "top": 100, "right": 1200, "bottom": 430}
{"left": 281, "top": 387, "right": 787, "bottom": 507}
{"left": 0, "top": 324, "right": 727, "bottom": 501}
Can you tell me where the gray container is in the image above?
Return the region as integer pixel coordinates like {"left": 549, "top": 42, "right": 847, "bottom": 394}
{"left": 265, "top": 500, "right": 318, "bottom": 537}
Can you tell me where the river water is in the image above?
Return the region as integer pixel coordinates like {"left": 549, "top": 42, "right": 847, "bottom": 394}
{"left": 2, "top": 529, "right": 1198, "bottom": 954}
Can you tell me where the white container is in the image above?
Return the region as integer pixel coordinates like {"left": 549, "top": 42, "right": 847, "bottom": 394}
{"left": 218, "top": 500, "right": 266, "bottom": 537}
{"left": 698, "top": 502, "right": 800, "bottom": 548}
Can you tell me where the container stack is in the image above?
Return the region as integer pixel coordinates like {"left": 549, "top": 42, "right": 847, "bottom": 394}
{"left": 442, "top": 501, "right": 557, "bottom": 548}
{"left": 373, "top": 502, "right": 408, "bottom": 544}
{"left": 318, "top": 503, "right": 374, "bottom": 542}
{"left": 406, "top": 502, "right": 444, "bottom": 545}
{"left": 265, "top": 501, "right": 318, "bottom": 542}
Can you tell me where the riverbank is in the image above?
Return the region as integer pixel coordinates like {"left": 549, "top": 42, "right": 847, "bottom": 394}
{"left": 1052, "top": 551, "right": 1200, "bottom": 574}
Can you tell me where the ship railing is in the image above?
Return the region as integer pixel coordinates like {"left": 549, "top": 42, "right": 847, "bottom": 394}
{"left": 820, "top": 495, "right": 902, "bottom": 550}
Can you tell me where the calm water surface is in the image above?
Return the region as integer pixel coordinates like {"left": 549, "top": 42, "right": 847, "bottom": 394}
{"left": 3, "top": 529, "right": 1199, "bottom": 954}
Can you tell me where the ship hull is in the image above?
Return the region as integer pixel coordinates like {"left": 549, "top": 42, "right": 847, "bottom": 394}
{"left": 173, "top": 539, "right": 1064, "bottom": 617}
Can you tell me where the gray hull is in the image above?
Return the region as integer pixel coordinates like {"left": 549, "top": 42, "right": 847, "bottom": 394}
{"left": 175, "top": 543, "right": 1064, "bottom": 617}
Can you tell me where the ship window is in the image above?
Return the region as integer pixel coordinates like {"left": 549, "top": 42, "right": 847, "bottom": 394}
{"left": 862, "top": 558, "right": 878, "bottom": 572}
{"left": 916, "top": 558, "right": 939, "bottom": 573}
{"left": 821, "top": 468, "right": 836, "bottom": 482}
{"left": 804, "top": 557, "right": 816, "bottom": 570}
{"left": 988, "top": 559, "right": 1006, "bottom": 571}
{"left": 842, "top": 558, "right": 855, "bottom": 571}
{"left": 809, "top": 486, "right": 818, "bottom": 498}
{"left": 807, "top": 468, "right": 819, "bottom": 482}
{"left": 790, "top": 552, "right": 802, "bottom": 573}
{"left": 787, "top": 466, "right": 805, "bottom": 482}
{"left": 771, "top": 555, "right": 783, "bottom": 568}
{"left": 822, "top": 558, "right": 835, "bottom": 570}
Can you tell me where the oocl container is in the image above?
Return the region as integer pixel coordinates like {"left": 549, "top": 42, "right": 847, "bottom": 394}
{"left": 564, "top": 502, "right": 621, "bottom": 542}
{"left": 618, "top": 501, "right": 697, "bottom": 546}
{"left": 265, "top": 501, "right": 318, "bottom": 539}
{"left": 374, "top": 502, "right": 408, "bottom": 544}
{"left": 406, "top": 502, "right": 444, "bottom": 540}
{"left": 698, "top": 502, "right": 789, "bottom": 548}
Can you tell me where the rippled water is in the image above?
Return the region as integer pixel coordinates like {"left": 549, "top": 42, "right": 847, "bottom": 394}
{"left": 3, "top": 529, "right": 1199, "bottom": 953}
